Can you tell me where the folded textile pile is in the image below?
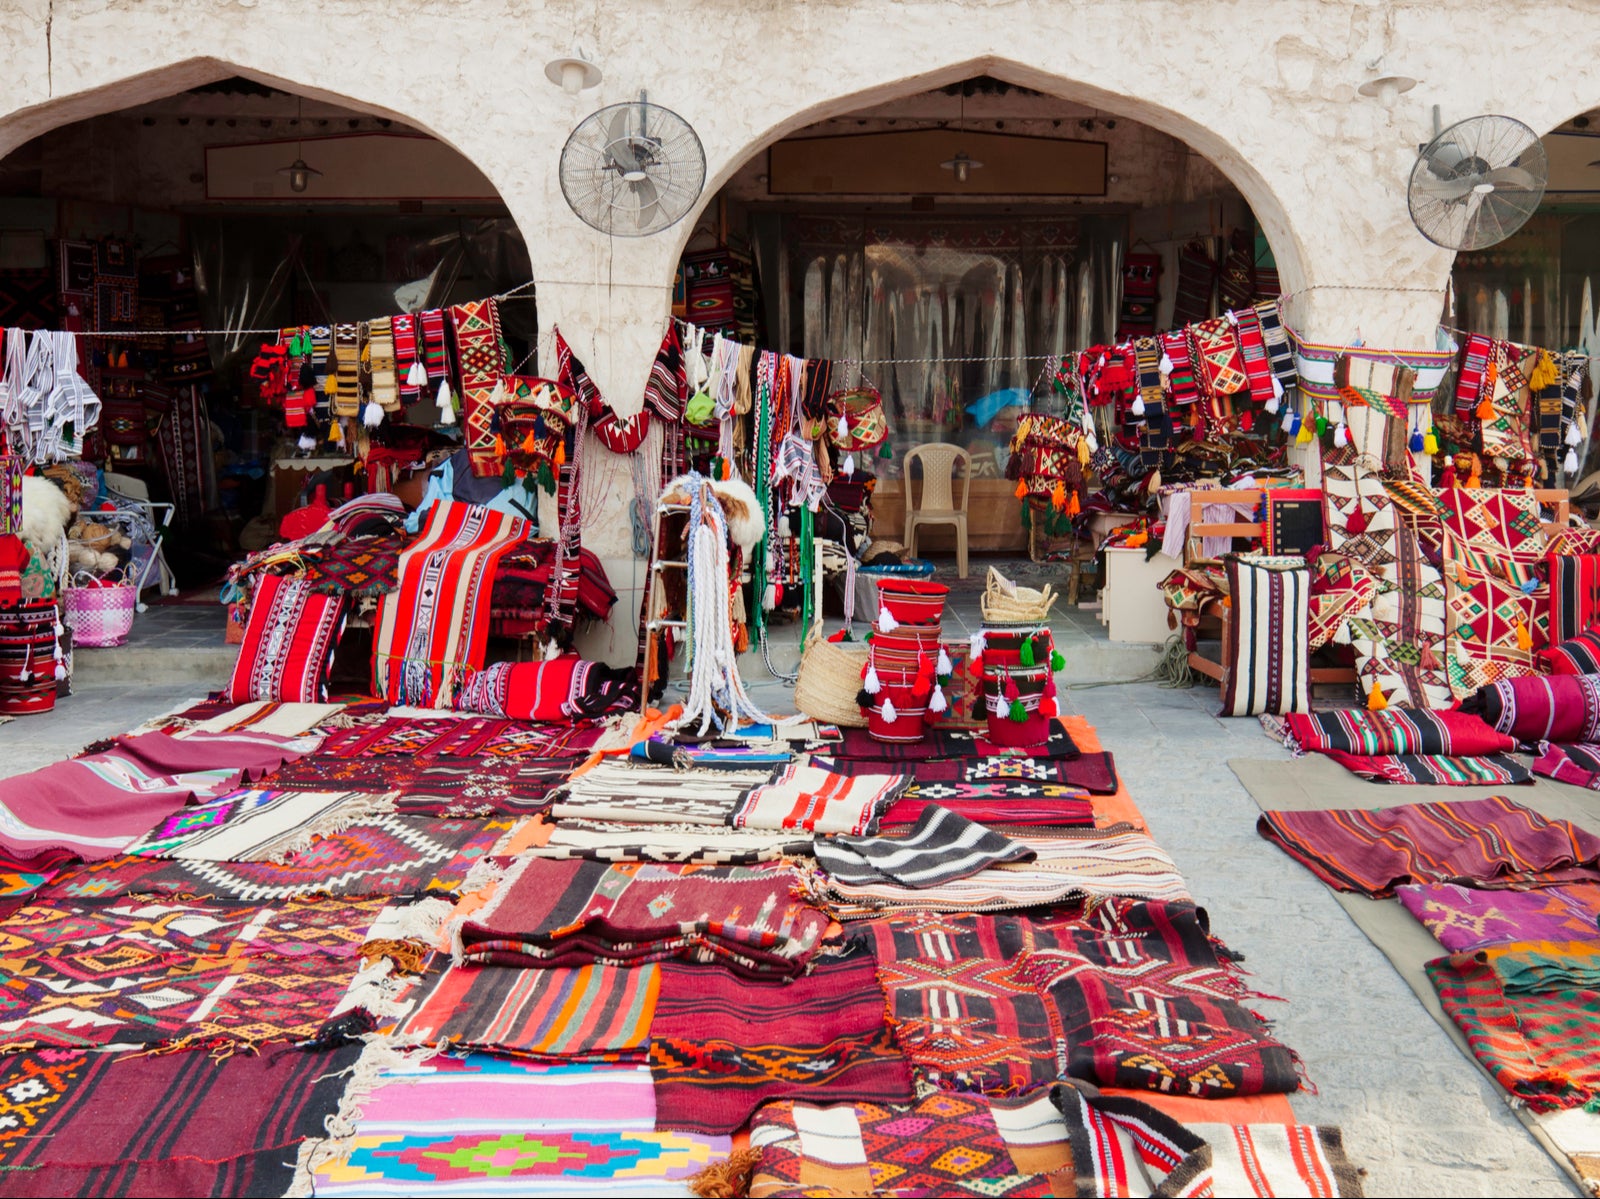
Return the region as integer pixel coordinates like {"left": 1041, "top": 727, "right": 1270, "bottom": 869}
{"left": 1399, "top": 882, "right": 1600, "bottom": 953}
{"left": 883, "top": 775, "right": 1094, "bottom": 827}
{"left": 529, "top": 823, "right": 812, "bottom": 865}
{"left": 1259, "top": 796, "right": 1600, "bottom": 896}
{"left": 821, "top": 722, "right": 1080, "bottom": 763}
{"left": 1277, "top": 707, "right": 1525, "bottom": 786}
{"left": 815, "top": 826, "right": 1189, "bottom": 918}
{"left": 814, "top": 807, "right": 1035, "bottom": 888}
{"left": 452, "top": 858, "right": 829, "bottom": 979}
{"left": 728, "top": 763, "right": 905, "bottom": 834}
{"left": 819, "top": 748, "right": 1118, "bottom": 793}
{"left": 549, "top": 760, "right": 776, "bottom": 826}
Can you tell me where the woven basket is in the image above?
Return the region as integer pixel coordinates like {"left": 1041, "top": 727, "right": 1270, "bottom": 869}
{"left": 64, "top": 580, "right": 137, "bottom": 648}
{"left": 795, "top": 621, "right": 870, "bottom": 727}
{"left": 981, "top": 566, "right": 1058, "bottom": 622}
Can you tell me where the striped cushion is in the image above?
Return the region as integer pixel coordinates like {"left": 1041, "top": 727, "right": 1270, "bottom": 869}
{"left": 1538, "top": 628, "right": 1600, "bottom": 676}
{"left": 1220, "top": 555, "right": 1310, "bottom": 716}
{"left": 1546, "top": 554, "right": 1600, "bottom": 647}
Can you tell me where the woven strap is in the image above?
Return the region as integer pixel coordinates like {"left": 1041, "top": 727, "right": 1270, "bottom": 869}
{"left": 1456, "top": 333, "right": 1492, "bottom": 415}
{"left": 1233, "top": 307, "right": 1276, "bottom": 405}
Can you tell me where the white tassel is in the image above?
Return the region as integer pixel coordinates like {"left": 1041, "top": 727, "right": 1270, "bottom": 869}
{"left": 1264, "top": 393, "right": 1281, "bottom": 415}
{"left": 970, "top": 631, "right": 985, "bottom": 657}
{"left": 1566, "top": 448, "right": 1580, "bottom": 474}
{"left": 880, "top": 695, "right": 898, "bottom": 722}
{"left": 836, "top": 414, "right": 849, "bottom": 441}
{"left": 842, "top": 453, "right": 856, "bottom": 477}
{"left": 406, "top": 358, "right": 428, "bottom": 386}
{"left": 1226, "top": 309, "right": 1239, "bottom": 325}
{"left": 762, "top": 582, "right": 777, "bottom": 609}
{"left": 1568, "top": 421, "right": 1584, "bottom": 447}
{"left": 991, "top": 691, "right": 1006, "bottom": 717}
{"left": 436, "top": 379, "right": 456, "bottom": 425}
{"left": 297, "top": 433, "right": 316, "bottom": 452}
{"left": 1334, "top": 423, "right": 1350, "bottom": 448}
{"left": 363, "top": 401, "right": 385, "bottom": 428}
{"left": 54, "top": 661, "right": 66, "bottom": 681}
{"left": 936, "top": 646, "right": 952, "bottom": 676}
{"left": 878, "top": 605, "right": 899, "bottom": 633}
{"left": 1084, "top": 433, "right": 1098, "bottom": 453}
{"left": 1130, "top": 395, "right": 1145, "bottom": 417}
{"left": 776, "top": 514, "right": 792, "bottom": 539}
{"left": 929, "top": 685, "right": 948, "bottom": 713}
{"left": 1280, "top": 407, "right": 1295, "bottom": 433}
{"left": 1158, "top": 352, "right": 1174, "bottom": 375}
{"left": 864, "top": 664, "right": 881, "bottom": 694}
{"left": 1271, "top": 374, "right": 1285, "bottom": 399}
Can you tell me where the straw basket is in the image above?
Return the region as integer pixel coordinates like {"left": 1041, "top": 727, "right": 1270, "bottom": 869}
{"left": 980, "top": 566, "right": 1057, "bottom": 623}
{"left": 795, "top": 621, "right": 870, "bottom": 727}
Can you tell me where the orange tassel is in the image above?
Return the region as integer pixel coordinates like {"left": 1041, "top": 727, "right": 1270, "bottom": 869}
{"left": 1516, "top": 620, "right": 1532, "bottom": 651}
{"left": 1367, "top": 682, "right": 1387, "bottom": 711}
{"left": 554, "top": 441, "right": 566, "bottom": 466}
{"left": 492, "top": 434, "right": 505, "bottom": 456}
{"left": 1051, "top": 480, "right": 1066, "bottom": 511}
{"left": 1126, "top": 531, "right": 1148, "bottom": 549}
{"left": 1476, "top": 397, "right": 1497, "bottom": 421}
{"left": 1014, "top": 479, "right": 1028, "bottom": 500}
{"left": 520, "top": 430, "right": 538, "bottom": 454}
{"left": 1066, "top": 492, "right": 1081, "bottom": 516}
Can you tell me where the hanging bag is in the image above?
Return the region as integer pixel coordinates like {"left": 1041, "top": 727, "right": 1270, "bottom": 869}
{"left": 827, "top": 386, "right": 888, "bottom": 451}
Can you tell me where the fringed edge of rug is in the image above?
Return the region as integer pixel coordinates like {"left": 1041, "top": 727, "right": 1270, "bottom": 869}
{"left": 362, "top": 894, "right": 459, "bottom": 966}
{"left": 253, "top": 790, "right": 401, "bottom": 865}
{"left": 447, "top": 855, "right": 517, "bottom": 966}
{"left": 688, "top": 1146, "right": 762, "bottom": 1198}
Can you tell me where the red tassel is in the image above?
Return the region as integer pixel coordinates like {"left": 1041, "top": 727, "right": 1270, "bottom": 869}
{"left": 1440, "top": 466, "right": 1457, "bottom": 488}
{"left": 1240, "top": 410, "right": 1254, "bottom": 433}
{"left": 1345, "top": 507, "right": 1367, "bottom": 535}
{"left": 1041, "top": 693, "right": 1059, "bottom": 717}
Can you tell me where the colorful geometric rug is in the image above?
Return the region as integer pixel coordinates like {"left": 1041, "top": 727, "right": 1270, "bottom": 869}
{"left": 317, "top": 715, "right": 602, "bottom": 760}
{"left": 649, "top": 943, "right": 913, "bottom": 1135}
{"left": 1398, "top": 882, "right": 1600, "bottom": 953}
{"left": 261, "top": 754, "right": 571, "bottom": 817}
{"left": 372, "top": 500, "right": 529, "bottom": 707}
{"left": 39, "top": 816, "right": 512, "bottom": 901}
{"left": 0, "top": 1043, "right": 360, "bottom": 1197}
{"left": 122, "top": 787, "right": 393, "bottom": 862}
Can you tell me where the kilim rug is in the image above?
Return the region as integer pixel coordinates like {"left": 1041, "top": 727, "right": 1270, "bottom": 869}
{"left": 1187, "top": 1123, "right": 1367, "bottom": 1197}
{"left": 818, "top": 749, "right": 1116, "bottom": 793}
{"left": 0, "top": 896, "right": 385, "bottom": 1050}
{"left": 1258, "top": 796, "right": 1600, "bottom": 896}
{"left": 1321, "top": 414, "right": 1450, "bottom": 707}
{"left": 864, "top": 912, "right": 1063, "bottom": 1093}
{"left": 880, "top": 782, "right": 1095, "bottom": 827}
{"left": 549, "top": 760, "right": 774, "bottom": 826}
{"left": 529, "top": 824, "right": 812, "bottom": 865}
{"left": 816, "top": 827, "right": 1190, "bottom": 919}
{"left": 262, "top": 754, "right": 570, "bottom": 817}
{"left": 121, "top": 787, "right": 393, "bottom": 862}
{"left": 728, "top": 764, "right": 905, "bottom": 834}
{"left": 399, "top": 961, "right": 658, "bottom": 1057}
{"left": 301, "top": 534, "right": 404, "bottom": 596}
{"left": 1428, "top": 939, "right": 1600, "bottom": 1111}
{"left": 318, "top": 715, "right": 602, "bottom": 759}
{"left": 0, "top": 1043, "right": 361, "bottom": 1197}
{"left": 649, "top": 943, "right": 914, "bottom": 1135}
{"left": 38, "top": 816, "right": 513, "bottom": 901}
{"left": 747, "top": 1083, "right": 1224, "bottom": 1197}
{"left": 824, "top": 723, "right": 1080, "bottom": 762}
{"left": 450, "top": 298, "right": 509, "bottom": 478}
{"left": 1398, "top": 882, "right": 1600, "bottom": 953}
{"left": 1438, "top": 487, "right": 1551, "bottom": 697}
{"left": 224, "top": 572, "right": 346, "bottom": 703}
{"left": 454, "top": 858, "right": 827, "bottom": 979}
{"left": 1320, "top": 750, "right": 1533, "bottom": 786}
{"left": 371, "top": 500, "right": 528, "bottom": 707}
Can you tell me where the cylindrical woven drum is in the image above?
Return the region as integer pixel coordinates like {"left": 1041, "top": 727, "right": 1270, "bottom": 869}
{"left": 0, "top": 600, "right": 59, "bottom": 715}
{"left": 977, "top": 625, "right": 1055, "bottom": 672}
{"left": 865, "top": 671, "right": 929, "bottom": 743}
{"left": 876, "top": 578, "right": 949, "bottom": 627}
{"left": 983, "top": 665, "right": 1054, "bottom": 747}
{"left": 867, "top": 625, "right": 943, "bottom": 672}
{"left": 64, "top": 582, "right": 136, "bottom": 648}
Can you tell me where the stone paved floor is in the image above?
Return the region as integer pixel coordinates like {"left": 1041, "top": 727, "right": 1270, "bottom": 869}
{"left": 3, "top": 570, "right": 1581, "bottom": 1195}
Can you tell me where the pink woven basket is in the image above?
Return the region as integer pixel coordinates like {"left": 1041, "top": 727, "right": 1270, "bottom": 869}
{"left": 65, "top": 581, "right": 137, "bottom": 648}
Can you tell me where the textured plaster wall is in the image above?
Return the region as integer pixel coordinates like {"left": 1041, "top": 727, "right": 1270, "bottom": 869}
{"left": 3, "top": 0, "right": 1598, "bottom": 642}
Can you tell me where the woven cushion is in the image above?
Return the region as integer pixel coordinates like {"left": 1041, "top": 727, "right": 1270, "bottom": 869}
{"left": 225, "top": 574, "right": 346, "bottom": 703}
{"left": 1220, "top": 555, "right": 1310, "bottom": 716}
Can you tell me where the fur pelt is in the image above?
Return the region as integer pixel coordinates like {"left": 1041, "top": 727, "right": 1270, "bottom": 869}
{"left": 660, "top": 473, "right": 766, "bottom": 555}
{"left": 20, "top": 476, "right": 73, "bottom": 552}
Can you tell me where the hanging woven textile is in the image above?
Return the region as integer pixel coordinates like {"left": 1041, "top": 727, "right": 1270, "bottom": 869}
{"left": 449, "top": 298, "right": 509, "bottom": 478}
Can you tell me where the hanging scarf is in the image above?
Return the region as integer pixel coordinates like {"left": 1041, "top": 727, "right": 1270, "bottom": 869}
{"left": 1192, "top": 316, "right": 1249, "bottom": 399}
{"left": 392, "top": 314, "right": 424, "bottom": 404}
{"left": 450, "top": 299, "right": 509, "bottom": 478}
{"left": 1233, "top": 307, "right": 1276, "bottom": 406}
{"left": 1254, "top": 300, "right": 1298, "bottom": 403}
{"left": 1455, "top": 333, "right": 1492, "bottom": 416}
{"left": 419, "top": 309, "right": 450, "bottom": 381}
{"left": 1133, "top": 337, "right": 1168, "bottom": 468}
{"left": 1160, "top": 330, "right": 1200, "bottom": 406}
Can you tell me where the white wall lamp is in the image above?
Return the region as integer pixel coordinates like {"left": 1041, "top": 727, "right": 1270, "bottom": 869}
{"left": 1357, "top": 74, "right": 1418, "bottom": 108}
{"left": 545, "top": 50, "right": 603, "bottom": 95}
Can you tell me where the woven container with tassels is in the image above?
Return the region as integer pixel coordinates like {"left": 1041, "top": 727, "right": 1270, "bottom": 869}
{"left": 981, "top": 665, "right": 1054, "bottom": 747}
{"left": 794, "top": 621, "right": 870, "bottom": 727}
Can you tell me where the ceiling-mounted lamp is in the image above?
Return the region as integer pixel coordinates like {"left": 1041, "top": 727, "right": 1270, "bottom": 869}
{"left": 544, "top": 49, "right": 603, "bottom": 95}
{"left": 940, "top": 85, "right": 983, "bottom": 185}
{"left": 277, "top": 96, "right": 322, "bottom": 193}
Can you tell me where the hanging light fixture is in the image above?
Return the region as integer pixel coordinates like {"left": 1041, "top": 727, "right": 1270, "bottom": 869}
{"left": 277, "top": 96, "right": 323, "bottom": 193}
{"left": 543, "top": 48, "right": 603, "bottom": 95}
{"left": 940, "top": 84, "right": 983, "bottom": 184}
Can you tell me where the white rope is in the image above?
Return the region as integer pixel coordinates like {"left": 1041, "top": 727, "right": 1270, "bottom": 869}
{"left": 672, "top": 474, "right": 774, "bottom": 737}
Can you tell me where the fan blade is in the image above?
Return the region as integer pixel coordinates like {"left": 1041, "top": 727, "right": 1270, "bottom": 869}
{"left": 631, "top": 175, "right": 660, "bottom": 210}
{"left": 1485, "top": 165, "right": 1542, "bottom": 192}
{"left": 1413, "top": 174, "right": 1480, "bottom": 203}
{"left": 605, "top": 106, "right": 632, "bottom": 149}
{"left": 635, "top": 201, "right": 661, "bottom": 231}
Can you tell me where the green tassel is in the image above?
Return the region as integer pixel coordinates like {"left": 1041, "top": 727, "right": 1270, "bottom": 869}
{"left": 501, "top": 458, "right": 517, "bottom": 488}
{"left": 1009, "top": 698, "right": 1027, "bottom": 722}
{"left": 1020, "top": 638, "right": 1036, "bottom": 668}
{"left": 1050, "top": 649, "right": 1065, "bottom": 672}
{"left": 1019, "top": 505, "right": 1032, "bottom": 530}
{"left": 936, "top": 673, "right": 951, "bottom": 686}
{"left": 536, "top": 461, "right": 555, "bottom": 493}
{"left": 878, "top": 443, "right": 893, "bottom": 459}
{"left": 865, "top": 629, "right": 875, "bottom": 643}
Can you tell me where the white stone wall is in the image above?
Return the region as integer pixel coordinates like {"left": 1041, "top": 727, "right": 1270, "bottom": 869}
{"left": 3, "top": 0, "right": 1597, "bottom": 657}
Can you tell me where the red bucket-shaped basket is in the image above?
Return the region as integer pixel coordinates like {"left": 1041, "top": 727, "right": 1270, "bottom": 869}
{"left": 0, "top": 601, "right": 59, "bottom": 715}
{"left": 868, "top": 625, "right": 944, "bottom": 672}
{"left": 977, "top": 625, "right": 1055, "bottom": 674}
{"left": 983, "top": 665, "right": 1055, "bottom": 747}
{"left": 876, "top": 578, "right": 949, "bottom": 628}
{"left": 864, "top": 671, "right": 930, "bottom": 743}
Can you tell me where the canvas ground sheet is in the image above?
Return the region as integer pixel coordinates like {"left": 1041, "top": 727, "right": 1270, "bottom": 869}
{"left": 0, "top": 1043, "right": 360, "bottom": 1197}
{"left": 648, "top": 943, "right": 913, "bottom": 1135}
{"left": 1232, "top": 752, "right": 1600, "bottom": 1192}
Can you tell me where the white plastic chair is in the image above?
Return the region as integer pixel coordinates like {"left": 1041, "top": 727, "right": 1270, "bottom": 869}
{"left": 903, "top": 442, "right": 972, "bottom": 578}
{"left": 102, "top": 470, "right": 177, "bottom": 595}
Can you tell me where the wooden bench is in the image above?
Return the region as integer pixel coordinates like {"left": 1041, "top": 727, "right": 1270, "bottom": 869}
{"left": 1183, "top": 486, "right": 1572, "bottom": 688}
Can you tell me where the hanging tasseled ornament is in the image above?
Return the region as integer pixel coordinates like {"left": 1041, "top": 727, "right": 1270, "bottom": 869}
{"left": 1409, "top": 428, "right": 1424, "bottom": 452}
{"left": 1239, "top": 410, "right": 1254, "bottom": 433}
{"left": 855, "top": 688, "right": 873, "bottom": 709}
{"left": 990, "top": 691, "right": 1007, "bottom": 718}
{"left": 1476, "top": 396, "right": 1497, "bottom": 421}
{"left": 878, "top": 442, "right": 893, "bottom": 459}
{"left": 864, "top": 664, "right": 882, "bottom": 694}
{"left": 299, "top": 359, "right": 316, "bottom": 390}
{"left": 1051, "top": 479, "right": 1066, "bottom": 511}
{"left": 842, "top": 453, "right": 856, "bottom": 477}
{"left": 1424, "top": 429, "right": 1439, "bottom": 456}
{"left": 1040, "top": 691, "right": 1058, "bottom": 717}
{"left": 1159, "top": 351, "right": 1174, "bottom": 374}
{"left": 936, "top": 645, "right": 953, "bottom": 677}
{"left": 1295, "top": 417, "right": 1313, "bottom": 446}
{"left": 327, "top": 419, "right": 342, "bottom": 446}
{"left": 1077, "top": 438, "right": 1091, "bottom": 466}
{"left": 1050, "top": 648, "right": 1066, "bottom": 672}
{"left": 1519, "top": 577, "right": 1540, "bottom": 596}
{"left": 1271, "top": 373, "right": 1286, "bottom": 401}
{"left": 1568, "top": 420, "right": 1584, "bottom": 447}
{"left": 1440, "top": 464, "right": 1457, "bottom": 488}
{"left": 1333, "top": 422, "right": 1350, "bottom": 448}
{"left": 878, "top": 605, "right": 899, "bottom": 633}
{"left": 406, "top": 357, "right": 428, "bottom": 387}
{"left": 762, "top": 582, "right": 777, "bottom": 609}
{"left": 970, "top": 631, "right": 986, "bottom": 658}
{"left": 929, "top": 685, "right": 948, "bottom": 714}
{"left": 1009, "top": 696, "right": 1027, "bottom": 722}
{"left": 836, "top": 413, "right": 850, "bottom": 442}
{"left": 363, "top": 400, "right": 385, "bottom": 428}
{"left": 297, "top": 433, "right": 316, "bottom": 452}
{"left": 1566, "top": 447, "right": 1581, "bottom": 474}
{"left": 881, "top": 695, "right": 898, "bottom": 723}
{"left": 1130, "top": 394, "right": 1146, "bottom": 417}
{"left": 1015, "top": 479, "right": 1028, "bottom": 500}
{"left": 1345, "top": 506, "right": 1367, "bottom": 535}
{"left": 1314, "top": 415, "right": 1328, "bottom": 437}
{"left": 1019, "top": 636, "right": 1036, "bottom": 668}
{"left": 776, "top": 513, "right": 792, "bottom": 539}
{"left": 1516, "top": 620, "right": 1533, "bottom": 651}
{"left": 436, "top": 379, "right": 456, "bottom": 425}
{"left": 1279, "top": 405, "right": 1294, "bottom": 433}
{"left": 1367, "top": 682, "right": 1387, "bottom": 711}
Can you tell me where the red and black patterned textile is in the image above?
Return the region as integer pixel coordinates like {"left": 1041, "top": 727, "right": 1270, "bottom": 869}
{"left": 225, "top": 573, "right": 346, "bottom": 703}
